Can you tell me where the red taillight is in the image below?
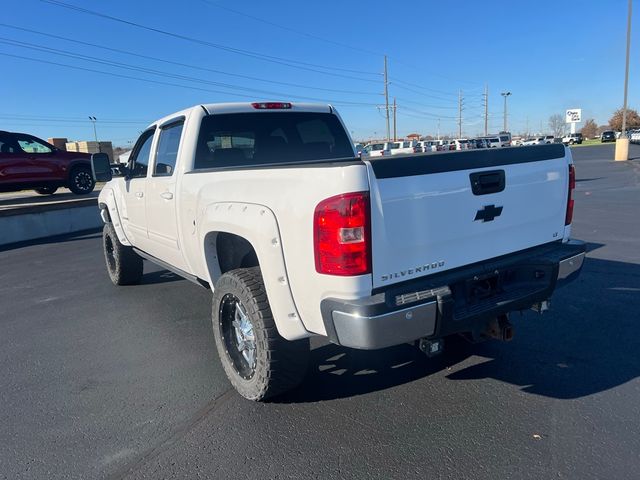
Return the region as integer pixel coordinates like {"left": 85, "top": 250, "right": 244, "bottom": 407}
{"left": 565, "top": 164, "right": 575, "bottom": 225}
{"left": 314, "top": 192, "right": 371, "bottom": 276}
{"left": 251, "top": 102, "right": 292, "bottom": 109}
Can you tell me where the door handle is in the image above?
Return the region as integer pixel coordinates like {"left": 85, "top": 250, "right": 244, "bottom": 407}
{"left": 160, "top": 192, "right": 174, "bottom": 200}
{"left": 135, "top": 192, "right": 144, "bottom": 198}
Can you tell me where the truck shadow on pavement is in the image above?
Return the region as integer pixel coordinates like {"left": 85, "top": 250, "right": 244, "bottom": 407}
{"left": 277, "top": 256, "right": 640, "bottom": 403}
{"left": 140, "top": 269, "right": 184, "bottom": 285}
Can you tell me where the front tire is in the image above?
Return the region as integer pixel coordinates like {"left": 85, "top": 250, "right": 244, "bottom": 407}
{"left": 68, "top": 166, "right": 96, "bottom": 195}
{"left": 35, "top": 186, "right": 57, "bottom": 195}
{"left": 212, "top": 267, "right": 309, "bottom": 401}
{"left": 102, "top": 223, "right": 143, "bottom": 285}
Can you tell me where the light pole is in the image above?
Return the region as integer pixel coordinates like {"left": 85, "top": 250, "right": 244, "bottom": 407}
{"left": 501, "top": 92, "right": 511, "bottom": 132}
{"left": 89, "top": 116, "right": 101, "bottom": 153}
{"left": 616, "top": 0, "right": 632, "bottom": 161}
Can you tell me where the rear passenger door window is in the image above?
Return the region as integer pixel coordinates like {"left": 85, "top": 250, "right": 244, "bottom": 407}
{"left": 0, "top": 133, "right": 19, "bottom": 154}
{"left": 154, "top": 121, "right": 184, "bottom": 176}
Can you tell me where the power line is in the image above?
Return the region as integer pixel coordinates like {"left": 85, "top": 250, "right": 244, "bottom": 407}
{"left": 39, "top": 0, "right": 382, "bottom": 81}
{"left": 396, "top": 110, "right": 454, "bottom": 123}
{"left": 196, "top": 0, "right": 382, "bottom": 57}
{"left": 0, "top": 24, "right": 379, "bottom": 96}
{"left": 0, "top": 38, "right": 380, "bottom": 105}
{"left": 196, "top": 0, "right": 483, "bottom": 90}
{"left": 401, "top": 105, "right": 457, "bottom": 120}
{"left": 389, "top": 81, "right": 459, "bottom": 102}
{"left": 0, "top": 114, "right": 148, "bottom": 124}
{"left": 0, "top": 51, "right": 379, "bottom": 108}
{"left": 389, "top": 78, "right": 459, "bottom": 97}
{"left": 393, "top": 96, "right": 457, "bottom": 110}
{"left": 34, "top": 0, "right": 489, "bottom": 118}
{"left": 1, "top": 122, "right": 143, "bottom": 129}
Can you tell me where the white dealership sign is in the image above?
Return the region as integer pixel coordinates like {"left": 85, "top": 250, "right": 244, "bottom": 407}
{"left": 566, "top": 109, "right": 582, "bottom": 123}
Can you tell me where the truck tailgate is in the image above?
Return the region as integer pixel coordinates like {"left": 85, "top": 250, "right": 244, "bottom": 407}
{"left": 366, "top": 144, "right": 570, "bottom": 289}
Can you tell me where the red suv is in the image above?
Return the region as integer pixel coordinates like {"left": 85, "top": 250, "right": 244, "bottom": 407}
{"left": 0, "top": 130, "right": 95, "bottom": 195}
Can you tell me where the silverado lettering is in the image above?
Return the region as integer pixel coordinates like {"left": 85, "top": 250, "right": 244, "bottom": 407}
{"left": 381, "top": 261, "right": 446, "bottom": 282}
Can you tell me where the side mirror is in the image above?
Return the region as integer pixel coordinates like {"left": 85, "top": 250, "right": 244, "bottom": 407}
{"left": 119, "top": 164, "right": 132, "bottom": 180}
{"left": 91, "top": 153, "right": 112, "bottom": 182}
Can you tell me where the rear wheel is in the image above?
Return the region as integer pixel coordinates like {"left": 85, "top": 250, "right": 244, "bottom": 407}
{"left": 212, "top": 267, "right": 309, "bottom": 401}
{"left": 68, "top": 166, "right": 95, "bottom": 195}
{"left": 35, "top": 186, "right": 57, "bottom": 195}
{"left": 102, "top": 222, "right": 143, "bottom": 285}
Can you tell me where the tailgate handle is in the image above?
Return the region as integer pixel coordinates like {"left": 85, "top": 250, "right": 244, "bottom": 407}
{"left": 470, "top": 170, "right": 505, "bottom": 195}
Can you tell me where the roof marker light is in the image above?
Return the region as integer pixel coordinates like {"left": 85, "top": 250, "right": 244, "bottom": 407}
{"left": 251, "top": 102, "right": 292, "bottom": 110}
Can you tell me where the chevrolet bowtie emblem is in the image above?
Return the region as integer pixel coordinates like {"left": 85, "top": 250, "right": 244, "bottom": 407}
{"left": 475, "top": 204, "right": 503, "bottom": 222}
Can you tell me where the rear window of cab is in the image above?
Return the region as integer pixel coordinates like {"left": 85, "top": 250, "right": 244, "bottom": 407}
{"left": 194, "top": 112, "right": 354, "bottom": 169}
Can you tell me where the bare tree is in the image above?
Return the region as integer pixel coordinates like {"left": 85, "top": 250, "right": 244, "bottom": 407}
{"left": 548, "top": 114, "right": 565, "bottom": 138}
{"left": 581, "top": 119, "right": 598, "bottom": 139}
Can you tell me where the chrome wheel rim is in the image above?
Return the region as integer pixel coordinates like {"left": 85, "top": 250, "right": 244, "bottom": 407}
{"left": 219, "top": 294, "right": 256, "bottom": 379}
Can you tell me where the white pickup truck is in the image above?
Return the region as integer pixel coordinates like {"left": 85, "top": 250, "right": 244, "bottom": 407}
{"left": 93, "top": 101, "right": 585, "bottom": 401}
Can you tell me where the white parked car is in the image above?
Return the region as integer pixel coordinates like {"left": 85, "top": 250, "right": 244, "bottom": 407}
{"left": 94, "top": 101, "right": 585, "bottom": 401}
{"left": 521, "top": 137, "right": 545, "bottom": 146}
{"left": 417, "top": 140, "right": 437, "bottom": 152}
{"left": 486, "top": 137, "right": 501, "bottom": 148}
{"left": 385, "top": 140, "right": 417, "bottom": 155}
{"left": 484, "top": 133, "right": 511, "bottom": 148}
{"left": 544, "top": 135, "right": 555, "bottom": 144}
{"left": 363, "top": 142, "right": 388, "bottom": 157}
{"left": 561, "top": 133, "right": 583, "bottom": 145}
{"left": 451, "top": 139, "right": 472, "bottom": 150}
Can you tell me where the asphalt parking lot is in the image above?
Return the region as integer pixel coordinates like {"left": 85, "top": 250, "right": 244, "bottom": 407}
{"left": 1, "top": 144, "right": 639, "bottom": 480}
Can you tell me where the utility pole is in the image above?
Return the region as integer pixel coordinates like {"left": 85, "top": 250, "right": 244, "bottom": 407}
{"left": 89, "top": 116, "right": 100, "bottom": 152}
{"left": 501, "top": 92, "right": 512, "bottom": 132}
{"left": 393, "top": 97, "right": 397, "bottom": 141}
{"left": 383, "top": 55, "right": 390, "bottom": 141}
{"left": 483, "top": 84, "right": 489, "bottom": 136}
{"left": 616, "top": 0, "right": 632, "bottom": 161}
{"left": 437, "top": 118, "right": 441, "bottom": 141}
{"left": 457, "top": 89, "right": 463, "bottom": 138}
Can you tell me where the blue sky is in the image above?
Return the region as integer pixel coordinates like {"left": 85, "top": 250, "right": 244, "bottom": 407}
{"left": 0, "top": 0, "right": 635, "bottom": 145}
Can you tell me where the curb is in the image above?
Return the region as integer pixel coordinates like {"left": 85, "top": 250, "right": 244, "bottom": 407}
{"left": 0, "top": 201, "right": 103, "bottom": 247}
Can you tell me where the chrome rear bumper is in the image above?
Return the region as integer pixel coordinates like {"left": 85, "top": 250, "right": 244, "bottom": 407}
{"left": 321, "top": 240, "right": 586, "bottom": 350}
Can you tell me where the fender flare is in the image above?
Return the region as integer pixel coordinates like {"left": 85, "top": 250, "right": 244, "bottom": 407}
{"left": 199, "top": 201, "right": 308, "bottom": 341}
{"left": 98, "top": 187, "right": 132, "bottom": 246}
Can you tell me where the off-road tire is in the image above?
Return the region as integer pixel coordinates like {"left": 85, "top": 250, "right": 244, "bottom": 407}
{"left": 35, "top": 186, "right": 58, "bottom": 195}
{"left": 68, "top": 165, "right": 96, "bottom": 195}
{"left": 102, "top": 222, "right": 143, "bottom": 285}
{"left": 212, "top": 267, "right": 309, "bottom": 401}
